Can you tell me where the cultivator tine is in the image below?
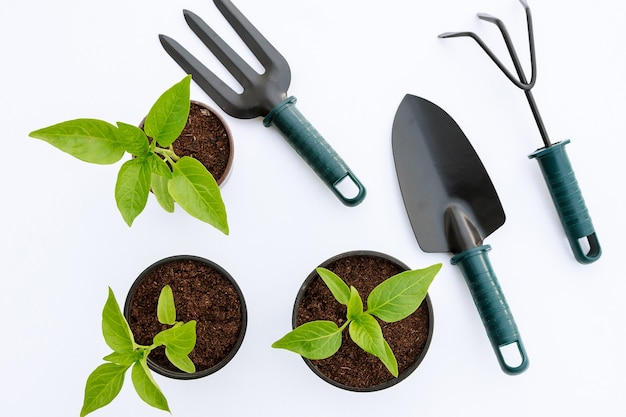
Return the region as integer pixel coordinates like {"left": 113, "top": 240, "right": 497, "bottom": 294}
{"left": 159, "top": 34, "right": 249, "bottom": 117}
{"left": 476, "top": 9, "right": 536, "bottom": 89}
{"left": 213, "top": 0, "right": 291, "bottom": 82}
{"left": 439, "top": 0, "right": 536, "bottom": 91}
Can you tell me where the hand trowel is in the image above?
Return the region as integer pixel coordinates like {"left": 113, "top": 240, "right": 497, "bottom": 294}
{"left": 392, "top": 94, "right": 528, "bottom": 375}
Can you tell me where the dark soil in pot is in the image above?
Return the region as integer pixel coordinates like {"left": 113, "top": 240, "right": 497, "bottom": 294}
{"left": 124, "top": 255, "right": 247, "bottom": 379}
{"left": 142, "top": 101, "right": 234, "bottom": 185}
{"left": 294, "top": 251, "right": 434, "bottom": 391}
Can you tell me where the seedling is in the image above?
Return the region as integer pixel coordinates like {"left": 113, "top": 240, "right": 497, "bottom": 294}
{"left": 272, "top": 263, "right": 441, "bottom": 377}
{"left": 80, "top": 286, "right": 196, "bottom": 417}
{"left": 29, "top": 75, "right": 228, "bottom": 233}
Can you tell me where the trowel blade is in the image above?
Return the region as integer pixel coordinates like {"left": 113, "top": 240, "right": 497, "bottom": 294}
{"left": 392, "top": 94, "right": 505, "bottom": 254}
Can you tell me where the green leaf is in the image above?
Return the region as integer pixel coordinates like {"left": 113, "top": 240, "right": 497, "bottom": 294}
{"left": 346, "top": 286, "right": 363, "bottom": 321}
{"left": 272, "top": 321, "right": 343, "bottom": 360}
{"left": 102, "top": 287, "right": 134, "bottom": 353}
{"left": 381, "top": 339, "right": 398, "bottom": 377}
{"left": 168, "top": 157, "right": 228, "bottom": 234}
{"left": 80, "top": 363, "right": 129, "bottom": 417}
{"left": 349, "top": 314, "right": 398, "bottom": 377}
{"left": 316, "top": 268, "right": 350, "bottom": 305}
{"left": 153, "top": 321, "right": 197, "bottom": 357}
{"left": 367, "top": 263, "right": 441, "bottom": 323}
{"left": 103, "top": 351, "right": 142, "bottom": 366}
{"left": 147, "top": 153, "right": 173, "bottom": 178}
{"left": 157, "top": 285, "right": 176, "bottom": 325}
{"left": 131, "top": 360, "right": 170, "bottom": 413}
{"left": 115, "top": 158, "right": 151, "bottom": 226}
{"left": 144, "top": 75, "right": 191, "bottom": 147}
{"left": 116, "top": 122, "right": 150, "bottom": 157}
{"left": 29, "top": 118, "right": 125, "bottom": 164}
{"left": 165, "top": 351, "right": 196, "bottom": 374}
{"left": 151, "top": 173, "right": 175, "bottom": 212}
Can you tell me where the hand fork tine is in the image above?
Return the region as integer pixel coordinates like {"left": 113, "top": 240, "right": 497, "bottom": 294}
{"left": 159, "top": 0, "right": 366, "bottom": 206}
{"left": 183, "top": 9, "right": 259, "bottom": 93}
{"left": 159, "top": 34, "right": 247, "bottom": 115}
{"left": 212, "top": 0, "right": 291, "bottom": 78}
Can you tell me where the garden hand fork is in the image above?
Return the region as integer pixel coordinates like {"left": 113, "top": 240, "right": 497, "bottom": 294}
{"left": 159, "top": 0, "right": 366, "bottom": 206}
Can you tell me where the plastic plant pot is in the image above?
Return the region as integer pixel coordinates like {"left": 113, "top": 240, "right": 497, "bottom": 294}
{"left": 292, "top": 250, "right": 434, "bottom": 392}
{"left": 124, "top": 255, "right": 247, "bottom": 379}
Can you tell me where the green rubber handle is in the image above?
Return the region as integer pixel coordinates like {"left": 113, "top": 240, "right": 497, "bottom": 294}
{"left": 263, "top": 96, "right": 366, "bottom": 206}
{"left": 451, "top": 245, "right": 529, "bottom": 375}
{"left": 529, "top": 140, "right": 601, "bottom": 264}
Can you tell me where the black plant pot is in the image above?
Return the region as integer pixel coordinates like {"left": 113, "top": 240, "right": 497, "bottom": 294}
{"left": 292, "top": 250, "right": 434, "bottom": 392}
{"left": 124, "top": 255, "right": 247, "bottom": 379}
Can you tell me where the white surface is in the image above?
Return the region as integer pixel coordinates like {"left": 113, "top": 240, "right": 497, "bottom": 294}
{"left": 2, "top": 0, "right": 625, "bottom": 416}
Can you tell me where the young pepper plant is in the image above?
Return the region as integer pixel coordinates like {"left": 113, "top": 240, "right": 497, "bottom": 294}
{"left": 80, "top": 286, "right": 196, "bottom": 417}
{"left": 272, "top": 263, "right": 441, "bottom": 377}
{"left": 28, "top": 75, "right": 228, "bottom": 233}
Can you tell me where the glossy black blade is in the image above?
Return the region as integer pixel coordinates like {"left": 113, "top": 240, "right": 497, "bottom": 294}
{"left": 392, "top": 94, "right": 505, "bottom": 254}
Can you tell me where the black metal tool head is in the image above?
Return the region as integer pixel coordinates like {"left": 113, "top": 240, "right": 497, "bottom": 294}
{"left": 160, "top": 0, "right": 291, "bottom": 119}
{"left": 438, "top": 0, "right": 553, "bottom": 148}
{"left": 392, "top": 95, "right": 505, "bottom": 254}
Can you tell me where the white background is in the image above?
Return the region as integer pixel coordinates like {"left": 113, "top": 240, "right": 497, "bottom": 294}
{"left": 2, "top": 0, "right": 624, "bottom": 416}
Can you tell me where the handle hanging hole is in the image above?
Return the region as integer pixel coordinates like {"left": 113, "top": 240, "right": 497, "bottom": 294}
{"left": 572, "top": 233, "right": 601, "bottom": 264}
{"left": 578, "top": 234, "right": 601, "bottom": 258}
{"left": 334, "top": 175, "right": 361, "bottom": 200}
{"left": 577, "top": 237, "right": 591, "bottom": 255}
{"left": 499, "top": 342, "right": 524, "bottom": 368}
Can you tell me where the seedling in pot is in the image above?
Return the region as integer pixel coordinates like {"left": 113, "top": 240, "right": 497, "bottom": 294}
{"left": 29, "top": 75, "right": 228, "bottom": 233}
{"left": 272, "top": 264, "right": 441, "bottom": 377}
{"left": 80, "top": 286, "right": 196, "bottom": 416}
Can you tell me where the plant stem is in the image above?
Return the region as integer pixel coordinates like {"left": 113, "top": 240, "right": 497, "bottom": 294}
{"left": 134, "top": 343, "right": 153, "bottom": 352}
{"left": 339, "top": 320, "right": 350, "bottom": 332}
{"left": 153, "top": 146, "right": 180, "bottom": 166}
